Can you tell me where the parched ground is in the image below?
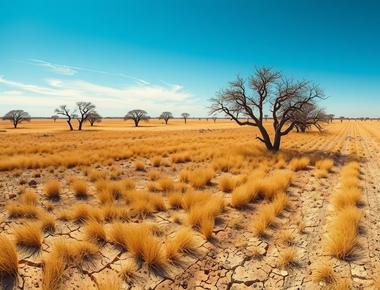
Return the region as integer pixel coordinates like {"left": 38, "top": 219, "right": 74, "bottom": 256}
{"left": 0, "top": 120, "right": 380, "bottom": 290}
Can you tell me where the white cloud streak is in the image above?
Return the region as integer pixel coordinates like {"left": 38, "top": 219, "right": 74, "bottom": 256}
{"left": 0, "top": 75, "right": 204, "bottom": 116}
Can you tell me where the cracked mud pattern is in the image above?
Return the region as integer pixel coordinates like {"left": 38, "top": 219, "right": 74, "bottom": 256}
{"left": 1, "top": 121, "right": 380, "bottom": 289}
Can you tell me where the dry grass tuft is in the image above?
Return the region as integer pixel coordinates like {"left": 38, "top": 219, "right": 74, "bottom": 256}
{"left": 0, "top": 234, "right": 18, "bottom": 277}
{"left": 39, "top": 212, "right": 56, "bottom": 233}
{"left": 134, "top": 160, "right": 145, "bottom": 171}
{"left": 14, "top": 222, "right": 43, "bottom": 249}
{"left": 157, "top": 177, "right": 175, "bottom": 192}
{"left": 315, "top": 159, "right": 334, "bottom": 172}
{"left": 7, "top": 202, "right": 40, "bottom": 219}
{"left": 102, "top": 204, "right": 129, "bottom": 222}
{"left": 20, "top": 189, "right": 38, "bottom": 205}
{"left": 187, "top": 167, "right": 214, "bottom": 189}
{"left": 218, "top": 174, "right": 236, "bottom": 193}
{"left": 312, "top": 262, "right": 336, "bottom": 284}
{"left": 69, "top": 203, "right": 103, "bottom": 223}
{"left": 278, "top": 247, "right": 297, "bottom": 268}
{"left": 168, "top": 192, "right": 183, "bottom": 209}
{"left": 152, "top": 156, "right": 162, "bottom": 167}
{"left": 148, "top": 169, "right": 161, "bottom": 181}
{"left": 165, "top": 227, "right": 198, "bottom": 261}
{"left": 252, "top": 204, "right": 276, "bottom": 237}
{"left": 325, "top": 206, "right": 361, "bottom": 259}
{"left": 42, "top": 250, "right": 65, "bottom": 290}
{"left": 84, "top": 220, "right": 107, "bottom": 244}
{"left": 44, "top": 179, "right": 61, "bottom": 201}
{"left": 289, "top": 157, "right": 310, "bottom": 171}
{"left": 71, "top": 179, "right": 88, "bottom": 199}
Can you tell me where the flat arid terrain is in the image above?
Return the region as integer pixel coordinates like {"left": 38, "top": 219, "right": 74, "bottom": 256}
{"left": 1, "top": 119, "right": 380, "bottom": 290}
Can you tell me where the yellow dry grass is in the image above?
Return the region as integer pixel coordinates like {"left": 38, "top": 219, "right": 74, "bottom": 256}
{"left": 0, "top": 234, "right": 18, "bottom": 277}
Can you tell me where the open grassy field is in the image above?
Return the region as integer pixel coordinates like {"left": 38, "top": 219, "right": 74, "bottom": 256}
{"left": 1, "top": 119, "right": 380, "bottom": 289}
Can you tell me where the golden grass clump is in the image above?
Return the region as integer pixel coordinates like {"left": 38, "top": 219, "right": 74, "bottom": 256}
{"left": 0, "top": 234, "right": 18, "bottom": 277}
{"left": 42, "top": 251, "right": 65, "bottom": 290}
{"left": 134, "top": 160, "right": 145, "bottom": 171}
{"left": 84, "top": 220, "right": 107, "bottom": 244}
{"left": 288, "top": 157, "right": 310, "bottom": 171}
{"left": 171, "top": 152, "right": 191, "bottom": 163}
{"left": 168, "top": 192, "right": 183, "bottom": 209}
{"left": 186, "top": 194, "right": 224, "bottom": 239}
{"left": 165, "top": 227, "right": 198, "bottom": 261}
{"left": 231, "top": 185, "right": 253, "bottom": 208}
{"left": 126, "top": 190, "right": 166, "bottom": 217}
{"left": 71, "top": 178, "right": 88, "bottom": 199}
{"left": 315, "top": 159, "right": 334, "bottom": 172}
{"left": 152, "top": 156, "right": 162, "bottom": 167}
{"left": 20, "top": 189, "right": 38, "bottom": 205}
{"left": 218, "top": 174, "right": 236, "bottom": 193}
{"left": 312, "top": 262, "right": 336, "bottom": 284}
{"left": 148, "top": 169, "right": 161, "bottom": 181}
{"left": 14, "top": 222, "right": 43, "bottom": 249}
{"left": 70, "top": 203, "right": 103, "bottom": 223}
{"left": 96, "top": 180, "right": 123, "bottom": 204}
{"left": 325, "top": 206, "right": 361, "bottom": 259}
{"left": 122, "top": 178, "right": 135, "bottom": 191}
{"left": 252, "top": 204, "right": 276, "bottom": 237}
{"left": 278, "top": 247, "right": 297, "bottom": 268}
{"left": 44, "top": 179, "right": 61, "bottom": 200}
{"left": 187, "top": 167, "right": 215, "bottom": 189}
{"left": 39, "top": 212, "right": 56, "bottom": 233}
{"left": 7, "top": 202, "right": 40, "bottom": 219}
{"left": 331, "top": 188, "right": 362, "bottom": 210}
{"left": 157, "top": 176, "right": 175, "bottom": 192}
{"left": 109, "top": 223, "right": 166, "bottom": 268}
{"left": 254, "top": 170, "right": 293, "bottom": 200}
{"left": 102, "top": 204, "right": 129, "bottom": 222}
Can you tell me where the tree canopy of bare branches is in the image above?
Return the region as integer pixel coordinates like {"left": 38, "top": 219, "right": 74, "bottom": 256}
{"left": 289, "top": 103, "right": 328, "bottom": 132}
{"left": 181, "top": 113, "right": 190, "bottom": 124}
{"left": 159, "top": 111, "right": 173, "bottom": 125}
{"left": 124, "top": 109, "right": 149, "bottom": 127}
{"left": 55, "top": 105, "right": 76, "bottom": 131}
{"left": 51, "top": 115, "right": 59, "bottom": 122}
{"left": 76, "top": 102, "right": 96, "bottom": 130}
{"left": 3, "top": 110, "right": 31, "bottom": 128}
{"left": 210, "top": 67, "right": 325, "bottom": 151}
{"left": 87, "top": 111, "right": 102, "bottom": 126}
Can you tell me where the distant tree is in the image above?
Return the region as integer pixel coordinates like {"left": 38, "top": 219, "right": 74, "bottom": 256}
{"left": 159, "top": 111, "right": 173, "bottom": 125}
{"left": 76, "top": 102, "right": 96, "bottom": 130}
{"left": 55, "top": 105, "right": 76, "bottom": 131}
{"left": 290, "top": 103, "right": 328, "bottom": 132}
{"left": 212, "top": 115, "right": 217, "bottom": 123}
{"left": 87, "top": 111, "right": 102, "bottom": 126}
{"left": 339, "top": 116, "right": 345, "bottom": 123}
{"left": 210, "top": 67, "right": 325, "bottom": 152}
{"left": 327, "top": 114, "right": 335, "bottom": 123}
{"left": 181, "top": 112, "right": 190, "bottom": 124}
{"left": 51, "top": 115, "right": 59, "bottom": 122}
{"left": 124, "top": 109, "right": 149, "bottom": 127}
{"left": 3, "top": 110, "right": 31, "bottom": 128}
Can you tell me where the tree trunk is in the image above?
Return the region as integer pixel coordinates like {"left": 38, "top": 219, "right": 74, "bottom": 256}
{"left": 67, "top": 120, "right": 73, "bottom": 131}
{"left": 165, "top": 119, "right": 168, "bottom": 125}
{"left": 257, "top": 125, "right": 274, "bottom": 151}
{"left": 184, "top": 119, "right": 187, "bottom": 124}
{"left": 273, "top": 131, "right": 281, "bottom": 152}
{"left": 134, "top": 120, "right": 139, "bottom": 127}
{"left": 78, "top": 120, "right": 83, "bottom": 131}
{"left": 13, "top": 121, "right": 17, "bottom": 128}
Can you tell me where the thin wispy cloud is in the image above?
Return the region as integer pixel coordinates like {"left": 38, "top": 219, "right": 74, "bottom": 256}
{"left": 29, "top": 59, "right": 78, "bottom": 76}
{"left": 0, "top": 75, "right": 202, "bottom": 116}
{"left": 28, "top": 58, "right": 150, "bottom": 85}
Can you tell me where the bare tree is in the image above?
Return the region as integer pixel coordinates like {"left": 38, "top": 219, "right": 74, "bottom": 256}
{"left": 55, "top": 105, "right": 76, "bottom": 131}
{"left": 124, "top": 109, "right": 149, "bottom": 127}
{"left": 3, "top": 110, "right": 31, "bottom": 128}
{"left": 87, "top": 111, "right": 102, "bottom": 126}
{"left": 159, "top": 111, "right": 173, "bottom": 125}
{"left": 290, "top": 103, "right": 328, "bottom": 132}
{"left": 76, "top": 102, "right": 96, "bottom": 130}
{"left": 51, "top": 115, "right": 59, "bottom": 122}
{"left": 210, "top": 67, "right": 325, "bottom": 152}
{"left": 181, "top": 113, "right": 190, "bottom": 124}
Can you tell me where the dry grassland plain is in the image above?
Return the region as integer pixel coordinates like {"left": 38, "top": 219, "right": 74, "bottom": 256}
{"left": 1, "top": 118, "right": 380, "bottom": 290}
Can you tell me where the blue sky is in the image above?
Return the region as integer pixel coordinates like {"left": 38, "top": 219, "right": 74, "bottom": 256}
{"left": 0, "top": 0, "right": 379, "bottom": 117}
